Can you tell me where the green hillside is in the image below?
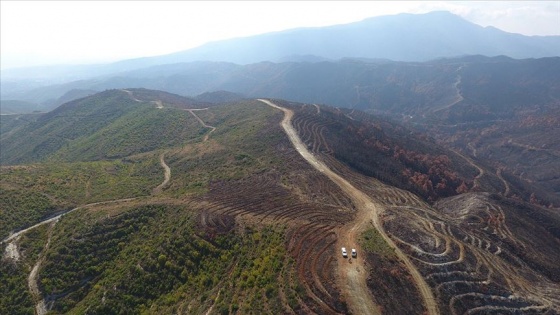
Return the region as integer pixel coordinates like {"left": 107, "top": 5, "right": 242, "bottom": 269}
{"left": 0, "top": 91, "right": 320, "bottom": 314}
{"left": 0, "top": 158, "right": 161, "bottom": 239}
{"left": 0, "top": 89, "right": 207, "bottom": 164}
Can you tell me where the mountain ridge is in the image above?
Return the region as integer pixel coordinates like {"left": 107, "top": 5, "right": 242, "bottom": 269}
{"left": 2, "top": 11, "right": 558, "bottom": 88}
{"left": 114, "top": 11, "right": 560, "bottom": 66}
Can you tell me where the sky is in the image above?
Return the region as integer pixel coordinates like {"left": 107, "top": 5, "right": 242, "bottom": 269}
{"left": 1, "top": 1, "right": 559, "bottom": 69}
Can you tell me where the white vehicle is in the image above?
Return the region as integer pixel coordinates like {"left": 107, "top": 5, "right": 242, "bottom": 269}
{"left": 351, "top": 248, "right": 357, "bottom": 258}
{"left": 341, "top": 247, "right": 348, "bottom": 258}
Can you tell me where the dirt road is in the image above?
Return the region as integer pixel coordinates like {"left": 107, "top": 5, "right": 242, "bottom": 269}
{"left": 259, "top": 99, "right": 439, "bottom": 315}
{"left": 186, "top": 109, "right": 216, "bottom": 142}
{"left": 28, "top": 222, "right": 56, "bottom": 315}
{"left": 1, "top": 198, "right": 138, "bottom": 245}
{"left": 153, "top": 100, "right": 163, "bottom": 109}
{"left": 451, "top": 148, "right": 484, "bottom": 189}
{"left": 120, "top": 89, "right": 142, "bottom": 102}
{"left": 152, "top": 153, "right": 171, "bottom": 194}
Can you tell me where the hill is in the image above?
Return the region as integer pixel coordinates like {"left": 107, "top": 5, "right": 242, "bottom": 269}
{"left": 0, "top": 89, "right": 209, "bottom": 165}
{"left": 1, "top": 89, "right": 559, "bottom": 314}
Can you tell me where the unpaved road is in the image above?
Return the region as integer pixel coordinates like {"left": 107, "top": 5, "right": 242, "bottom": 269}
{"left": 260, "top": 99, "right": 439, "bottom": 315}
{"left": 434, "top": 64, "right": 465, "bottom": 113}
{"left": 29, "top": 222, "right": 56, "bottom": 315}
{"left": 451, "top": 148, "right": 484, "bottom": 189}
{"left": 120, "top": 89, "right": 142, "bottom": 102}
{"left": 152, "top": 153, "right": 171, "bottom": 194}
{"left": 1, "top": 154, "right": 170, "bottom": 313}
{"left": 186, "top": 109, "right": 216, "bottom": 142}
{"left": 153, "top": 100, "right": 163, "bottom": 109}
{"left": 1, "top": 198, "right": 138, "bottom": 245}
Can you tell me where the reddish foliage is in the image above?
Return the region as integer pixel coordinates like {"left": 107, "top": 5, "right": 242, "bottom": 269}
{"left": 394, "top": 146, "right": 466, "bottom": 200}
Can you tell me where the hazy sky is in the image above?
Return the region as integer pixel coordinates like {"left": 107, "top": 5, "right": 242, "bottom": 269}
{"left": 1, "top": 1, "right": 559, "bottom": 69}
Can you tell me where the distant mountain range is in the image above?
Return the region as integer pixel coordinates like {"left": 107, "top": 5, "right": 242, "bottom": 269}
{"left": 2, "top": 10, "right": 559, "bottom": 85}
{"left": 4, "top": 56, "right": 558, "bottom": 120}
{"left": 136, "top": 10, "right": 560, "bottom": 64}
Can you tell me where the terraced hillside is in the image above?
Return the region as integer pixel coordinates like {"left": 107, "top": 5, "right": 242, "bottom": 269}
{"left": 2, "top": 89, "right": 559, "bottom": 314}
{"left": 283, "top": 100, "right": 560, "bottom": 314}
{"left": 424, "top": 108, "right": 560, "bottom": 205}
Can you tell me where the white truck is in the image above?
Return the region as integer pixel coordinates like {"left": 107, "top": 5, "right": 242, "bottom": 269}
{"left": 341, "top": 247, "right": 348, "bottom": 258}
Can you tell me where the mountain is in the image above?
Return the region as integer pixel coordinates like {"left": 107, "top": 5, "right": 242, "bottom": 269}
{"left": 1, "top": 90, "right": 559, "bottom": 314}
{"left": 2, "top": 10, "right": 558, "bottom": 98}
{"left": 111, "top": 11, "right": 560, "bottom": 67}
{"left": 7, "top": 56, "right": 559, "bottom": 111}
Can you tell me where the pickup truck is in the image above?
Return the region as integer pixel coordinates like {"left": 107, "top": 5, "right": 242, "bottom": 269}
{"left": 341, "top": 247, "right": 348, "bottom": 258}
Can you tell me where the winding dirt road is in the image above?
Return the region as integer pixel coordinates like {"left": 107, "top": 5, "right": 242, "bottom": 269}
{"left": 496, "top": 167, "right": 510, "bottom": 196}
{"left": 259, "top": 99, "right": 439, "bottom": 315}
{"left": 152, "top": 153, "right": 171, "bottom": 194}
{"left": 186, "top": 109, "right": 216, "bottom": 142}
{"left": 29, "top": 222, "right": 56, "bottom": 315}
{"left": 451, "top": 148, "right": 484, "bottom": 189}
{"left": 434, "top": 64, "right": 465, "bottom": 114}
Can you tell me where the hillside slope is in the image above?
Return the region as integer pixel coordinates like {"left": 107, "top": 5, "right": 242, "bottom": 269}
{"left": 0, "top": 89, "right": 209, "bottom": 164}
{"left": 1, "top": 90, "right": 559, "bottom": 314}
{"left": 283, "top": 99, "right": 560, "bottom": 313}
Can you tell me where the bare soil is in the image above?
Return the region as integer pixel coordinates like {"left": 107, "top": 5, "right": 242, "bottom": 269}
{"left": 259, "top": 99, "right": 438, "bottom": 315}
